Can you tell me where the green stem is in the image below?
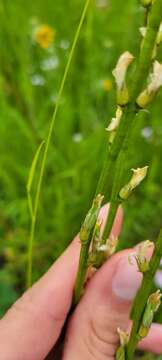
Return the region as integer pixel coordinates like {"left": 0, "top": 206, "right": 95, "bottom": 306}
{"left": 97, "top": 0, "right": 162, "bottom": 198}
{"left": 96, "top": 0, "right": 162, "bottom": 263}
{"left": 101, "top": 146, "right": 127, "bottom": 243}
{"left": 73, "top": 233, "right": 92, "bottom": 306}
{"left": 126, "top": 228, "right": 162, "bottom": 360}
{"left": 26, "top": 0, "right": 90, "bottom": 287}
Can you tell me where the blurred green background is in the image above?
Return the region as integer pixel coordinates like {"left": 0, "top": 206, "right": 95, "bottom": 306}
{"left": 0, "top": 0, "right": 162, "bottom": 327}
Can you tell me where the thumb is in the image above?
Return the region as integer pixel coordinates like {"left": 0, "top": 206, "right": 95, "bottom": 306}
{"left": 0, "top": 204, "right": 122, "bottom": 360}
{"left": 63, "top": 249, "right": 143, "bottom": 359}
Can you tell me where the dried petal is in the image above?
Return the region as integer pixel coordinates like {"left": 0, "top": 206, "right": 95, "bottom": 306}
{"left": 112, "top": 52, "right": 134, "bottom": 90}
{"left": 137, "top": 61, "right": 162, "bottom": 108}
{"left": 112, "top": 51, "right": 134, "bottom": 105}
{"left": 119, "top": 166, "right": 148, "bottom": 200}
{"left": 106, "top": 107, "right": 123, "bottom": 132}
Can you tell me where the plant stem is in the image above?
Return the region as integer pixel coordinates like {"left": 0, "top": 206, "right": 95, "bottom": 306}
{"left": 101, "top": 146, "right": 127, "bottom": 243}
{"left": 96, "top": 0, "right": 162, "bottom": 256}
{"left": 73, "top": 230, "right": 93, "bottom": 306}
{"left": 26, "top": 0, "right": 90, "bottom": 287}
{"left": 96, "top": 0, "right": 162, "bottom": 198}
{"left": 73, "top": 194, "right": 103, "bottom": 304}
{"left": 126, "top": 228, "right": 162, "bottom": 359}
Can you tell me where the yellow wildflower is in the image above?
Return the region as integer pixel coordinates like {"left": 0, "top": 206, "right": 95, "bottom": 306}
{"left": 102, "top": 79, "right": 112, "bottom": 92}
{"left": 35, "top": 24, "right": 55, "bottom": 49}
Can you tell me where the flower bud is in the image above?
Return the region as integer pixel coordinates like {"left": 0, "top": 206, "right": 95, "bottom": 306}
{"left": 137, "top": 61, "right": 162, "bottom": 108}
{"left": 80, "top": 194, "right": 104, "bottom": 244}
{"left": 112, "top": 51, "right": 134, "bottom": 106}
{"left": 119, "top": 166, "right": 148, "bottom": 200}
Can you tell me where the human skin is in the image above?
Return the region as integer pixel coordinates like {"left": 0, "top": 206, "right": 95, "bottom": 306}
{"left": 0, "top": 205, "right": 162, "bottom": 359}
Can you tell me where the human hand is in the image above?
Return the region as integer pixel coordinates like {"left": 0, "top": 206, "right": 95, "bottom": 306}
{"left": 0, "top": 205, "right": 162, "bottom": 360}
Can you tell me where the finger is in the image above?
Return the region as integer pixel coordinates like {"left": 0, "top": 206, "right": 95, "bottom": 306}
{"left": 63, "top": 249, "right": 142, "bottom": 360}
{"left": 0, "top": 238, "right": 80, "bottom": 360}
{"left": 139, "top": 323, "right": 162, "bottom": 354}
{"left": 0, "top": 204, "right": 123, "bottom": 360}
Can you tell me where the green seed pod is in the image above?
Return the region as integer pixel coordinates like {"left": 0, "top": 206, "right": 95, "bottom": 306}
{"left": 138, "top": 290, "right": 162, "bottom": 339}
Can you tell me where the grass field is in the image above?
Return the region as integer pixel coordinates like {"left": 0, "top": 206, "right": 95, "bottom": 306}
{"left": 1, "top": 1, "right": 162, "bottom": 341}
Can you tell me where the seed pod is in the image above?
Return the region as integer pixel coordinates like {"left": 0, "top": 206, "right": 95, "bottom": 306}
{"left": 138, "top": 290, "right": 162, "bottom": 339}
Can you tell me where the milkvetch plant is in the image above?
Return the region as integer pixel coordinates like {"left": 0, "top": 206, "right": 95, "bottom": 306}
{"left": 73, "top": 0, "right": 162, "bottom": 358}
{"left": 26, "top": 0, "right": 162, "bottom": 358}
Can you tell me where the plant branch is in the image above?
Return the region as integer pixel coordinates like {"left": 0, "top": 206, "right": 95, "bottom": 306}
{"left": 96, "top": 0, "right": 162, "bottom": 199}
{"left": 126, "top": 228, "right": 162, "bottom": 359}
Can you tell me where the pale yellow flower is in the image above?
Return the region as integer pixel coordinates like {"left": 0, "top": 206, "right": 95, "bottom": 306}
{"left": 119, "top": 166, "right": 148, "bottom": 200}
{"left": 112, "top": 51, "right": 134, "bottom": 105}
{"left": 35, "top": 24, "right": 55, "bottom": 49}
{"left": 137, "top": 61, "right": 162, "bottom": 108}
{"left": 102, "top": 79, "right": 112, "bottom": 92}
{"left": 112, "top": 51, "right": 134, "bottom": 91}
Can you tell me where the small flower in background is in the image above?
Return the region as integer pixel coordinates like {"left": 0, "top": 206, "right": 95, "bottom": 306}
{"left": 72, "top": 133, "right": 83, "bottom": 143}
{"left": 96, "top": 0, "right": 109, "bottom": 9}
{"left": 30, "top": 74, "right": 45, "bottom": 86}
{"left": 41, "top": 56, "right": 59, "bottom": 71}
{"left": 155, "top": 270, "right": 162, "bottom": 288}
{"left": 141, "top": 126, "right": 153, "bottom": 140}
{"left": 59, "top": 39, "right": 70, "bottom": 50}
{"left": 34, "top": 24, "right": 55, "bottom": 49}
{"left": 102, "top": 78, "right": 112, "bottom": 92}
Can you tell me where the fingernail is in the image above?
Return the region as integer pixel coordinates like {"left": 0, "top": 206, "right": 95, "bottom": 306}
{"left": 112, "top": 254, "right": 142, "bottom": 301}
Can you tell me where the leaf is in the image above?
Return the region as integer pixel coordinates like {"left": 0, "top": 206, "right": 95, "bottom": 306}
{"left": 27, "top": 140, "right": 45, "bottom": 194}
